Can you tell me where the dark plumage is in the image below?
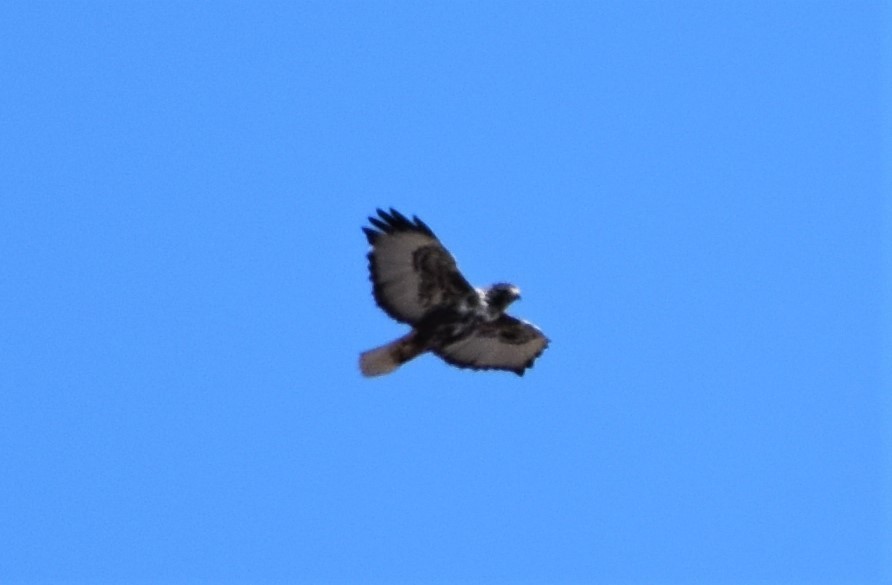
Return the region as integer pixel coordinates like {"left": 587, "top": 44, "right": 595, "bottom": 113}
{"left": 360, "top": 208, "right": 548, "bottom": 377}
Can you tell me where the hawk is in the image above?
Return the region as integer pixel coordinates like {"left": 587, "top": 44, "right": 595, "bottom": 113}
{"left": 360, "top": 208, "right": 549, "bottom": 377}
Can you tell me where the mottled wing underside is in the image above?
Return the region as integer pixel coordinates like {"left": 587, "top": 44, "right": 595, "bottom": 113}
{"left": 432, "top": 315, "right": 549, "bottom": 376}
{"left": 364, "top": 208, "right": 474, "bottom": 325}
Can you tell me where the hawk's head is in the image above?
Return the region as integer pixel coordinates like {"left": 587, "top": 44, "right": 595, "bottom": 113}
{"left": 484, "top": 283, "right": 521, "bottom": 314}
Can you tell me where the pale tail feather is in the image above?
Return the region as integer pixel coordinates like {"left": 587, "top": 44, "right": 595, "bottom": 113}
{"left": 359, "top": 333, "right": 422, "bottom": 377}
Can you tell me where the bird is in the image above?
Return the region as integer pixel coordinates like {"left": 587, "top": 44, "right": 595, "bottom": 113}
{"left": 359, "top": 208, "right": 548, "bottom": 377}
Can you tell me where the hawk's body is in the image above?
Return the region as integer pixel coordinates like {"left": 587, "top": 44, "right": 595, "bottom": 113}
{"left": 360, "top": 209, "right": 548, "bottom": 377}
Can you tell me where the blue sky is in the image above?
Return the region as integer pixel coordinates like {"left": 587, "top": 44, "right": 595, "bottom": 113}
{"left": 1, "top": 2, "right": 888, "bottom": 584}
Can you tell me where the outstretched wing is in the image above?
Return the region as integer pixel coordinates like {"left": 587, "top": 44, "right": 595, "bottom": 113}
{"left": 432, "top": 315, "right": 549, "bottom": 376}
{"left": 363, "top": 208, "right": 475, "bottom": 325}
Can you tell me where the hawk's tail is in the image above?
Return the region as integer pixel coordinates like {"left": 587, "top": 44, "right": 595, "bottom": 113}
{"left": 359, "top": 332, "right": 424, "bottom": 377}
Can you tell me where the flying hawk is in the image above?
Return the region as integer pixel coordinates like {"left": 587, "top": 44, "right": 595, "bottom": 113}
{"left": 360, "top": 208, "right": 549, "bottom": 377}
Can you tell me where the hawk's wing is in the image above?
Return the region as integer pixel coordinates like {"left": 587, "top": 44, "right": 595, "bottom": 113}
{"left": 363, "top": 208, "right": 475, "bottom": 325}
{"left": 432, "top": 315, "right": 549, "bottom": 376}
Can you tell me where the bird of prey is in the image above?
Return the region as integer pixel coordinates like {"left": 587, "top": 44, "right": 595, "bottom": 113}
{"left": 359, "top": 208, "right": 548, "bottom": 377}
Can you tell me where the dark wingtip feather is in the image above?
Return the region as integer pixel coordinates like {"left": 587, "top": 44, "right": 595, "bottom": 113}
{"left": 364, "top": 208, "right": 436, "bottom": 239}
{"left": 376, "top": 208, "right": 395, "bottom": 225}
{"left": 387, "top": 209, "right": 414, "bottom": 231}
{"left": 389, "top": 208, "right": 408, "bottom": 222}
{"left": 368, "top": 216, "right": 391, "bottom": 233}
{"left": 413, "top": 215, "right": 435, "bottom": 237}
{"left": 362, "top": 227, "right": 378, "bottom": 244}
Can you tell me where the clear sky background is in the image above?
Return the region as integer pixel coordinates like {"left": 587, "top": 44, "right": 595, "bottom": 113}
{"left": 1, "top": 2, "right": 888, "bottom": 584}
